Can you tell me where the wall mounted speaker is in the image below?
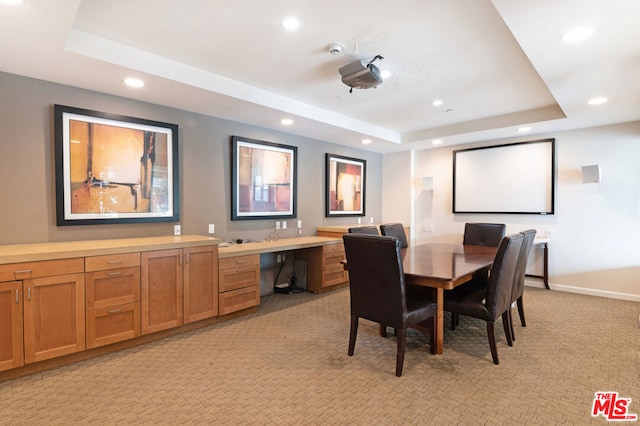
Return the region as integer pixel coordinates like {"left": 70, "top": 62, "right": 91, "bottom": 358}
{"left": 581, "top": 164, "right": 601, "bottom": 184}
{"left": 422, "top": 177, "right": 434, "bottom": 191}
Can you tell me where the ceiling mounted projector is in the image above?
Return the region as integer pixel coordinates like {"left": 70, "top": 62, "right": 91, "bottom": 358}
{"left": 339, "top": 55, "right": 384, "bottom": 93}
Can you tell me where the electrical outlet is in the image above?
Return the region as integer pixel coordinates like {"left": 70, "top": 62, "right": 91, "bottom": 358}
{"left": 282, "top": 221, "right": 287, "bottom": 230}
{"left": 423, "top": 225, "right": 428, "bottom": 232}
{"left": 428, "top": 224, "right": 435, "bottom": 232}
{"left": 276, "top": 254, "right": 281, "bottom": 263}
{"left": 357, "top": 217, "right": 362, "bottom": 224}
{"left": 173, "top": 225, "right": 181, "bottom": 236}
{"left": 208, "top": 224, "right": 215, "bottom": 234}
{"left": 297, "top": 220, "right": 302, "bottom": 229}
{"left": 275, "top": 221, "right": 281, "bottom": 230}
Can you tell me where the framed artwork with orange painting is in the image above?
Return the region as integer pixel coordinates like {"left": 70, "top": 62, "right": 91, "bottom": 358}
{"left": 325, "top": 153, "right": 366, "bottom": 217}
{"left": 54, "top": 105, "right": 179, "bottom": 225}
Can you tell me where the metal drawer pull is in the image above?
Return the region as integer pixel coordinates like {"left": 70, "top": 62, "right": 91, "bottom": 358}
{"left": 107, "top": 308, "right": 122, "bottom": 314}
{"left": 27, "top": 287, "right": 31, "bottom": 300}
{"left": 108, "top": 272, "right": 122, "bottom": 276}
{"left": 14, "top": 269, "right": 32, "bottom": 274}
{"left": 15, "top": 289, "right": 19, "bottom": 303}
{"left": 235, "top": 260, "right": 247, "bottom": 264}
{"left": 186, "top": 253, "right": 190, "bottom": 264}
{"left": 235, "top": 268, "right": 247, "bottom": 273}
{"left": 107, "top": 260, "right": 122, "bottom": 264}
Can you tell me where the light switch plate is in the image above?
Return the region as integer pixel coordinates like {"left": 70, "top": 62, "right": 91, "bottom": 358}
{"left": 174, "top": 225, "right": 181, "bottom": 236}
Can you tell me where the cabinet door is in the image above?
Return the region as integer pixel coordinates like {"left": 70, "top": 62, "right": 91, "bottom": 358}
{"left": 0, "top": 281, "right": 23, "bottom": 372}
{"left": 141, "top": 249, "right": 183, "bottom": 334}
{"left": 183, "top": 245, "right": 218, "bottom": 324}
{"left": 23, "top": 274, "right": 85, "bottom": 364}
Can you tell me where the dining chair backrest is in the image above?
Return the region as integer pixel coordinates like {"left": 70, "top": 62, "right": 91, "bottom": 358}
{"left": 348, "top": 226, "right": 379, "bottom": 235}
{"left": 485, "top": 233, "right": 524, "bottom": 319}
{"left": 511, "top": 229, "right": 537, "bottom": 302}
{"left": 342, "top": 234, "right": 407, "bottom": 329}
{"left": 463, "top": 222, "right": 506, "bottom": 247}
{"left": 379, "top": 223, "right": 408, "bottom": 248}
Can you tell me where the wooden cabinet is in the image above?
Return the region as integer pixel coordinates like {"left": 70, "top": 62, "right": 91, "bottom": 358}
{"left": 183, "top": 245, "right": 218, "bottom": 323}
{"left": 23, "top": 272, "right": 86, "bottom": 364}
{"left": 219, "top": 254, "right": 260, "bottom": 315}
{"left": 0, "top": 281, "right": 23, "bottom": 372}
{"left": 141, "top": 249, "right": 184, "bottom": 334}
{"left": 0, "top": 258, "right": 85, "bottom": 366}
{"left": 296, "top": 243, "right": 348, "bottom": 293}
{"left": 142, "top": 245, "right": 218, "bottom": 333}
{"left": 85, "top": 253, "right": 141, "bottom": 349}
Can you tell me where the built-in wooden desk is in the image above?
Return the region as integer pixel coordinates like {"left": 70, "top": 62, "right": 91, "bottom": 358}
{"left": 218, "top": 236, "right": 347, "bottom": 293}
{"left": 317, "top": 224, "right": 409, "bottom": 239}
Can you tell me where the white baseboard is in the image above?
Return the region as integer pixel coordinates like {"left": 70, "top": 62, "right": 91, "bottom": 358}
{"left": 525, "top": 280, "right": 640, "bottom": 302}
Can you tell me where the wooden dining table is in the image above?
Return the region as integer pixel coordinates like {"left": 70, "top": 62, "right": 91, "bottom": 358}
{"left": 400, "top": 243, "right": 497, "bottom": 354}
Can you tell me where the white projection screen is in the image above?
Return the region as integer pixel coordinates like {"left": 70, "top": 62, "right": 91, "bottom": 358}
{"left": 453, "top": 139, "right": 555, "bottom": 214}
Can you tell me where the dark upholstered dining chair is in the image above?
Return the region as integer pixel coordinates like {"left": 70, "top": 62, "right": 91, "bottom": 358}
{"left": 348, "top": 225, "right": 379, "bottom": 235}
{"left": 379, "top": 223, "right": 408, "bottom": 248}
{"left": 509, "top": 229, "right": 537, "bottom": 341}
{"left": 444, "top": 233, "right": 524, "bottom": 364}
{"left": 463, "top": 223, "right": 506, "bottom": 247}
{"left": 342, "top": 234, "right": 437, "bottom": 377}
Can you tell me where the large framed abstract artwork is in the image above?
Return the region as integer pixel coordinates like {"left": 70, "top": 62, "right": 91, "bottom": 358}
{"left": 325, "top": 153, "right": 366, "bottom": 217}
{"left": 54, "top": 104, "right": 179, "bottom": 226}
{"left": 231, "top": 136, "right": 297, "bottom": 220}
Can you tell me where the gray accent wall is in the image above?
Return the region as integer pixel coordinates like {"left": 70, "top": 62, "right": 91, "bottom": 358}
{"left": 0, "top": 71, "right": 382, "bottom": 245}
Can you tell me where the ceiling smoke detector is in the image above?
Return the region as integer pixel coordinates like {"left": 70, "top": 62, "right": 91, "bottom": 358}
{"left": 338, "top": 55, "right": 384, "bottom": 93}
{"left": 328, "top": 43, "right": 344, "bottom": 55}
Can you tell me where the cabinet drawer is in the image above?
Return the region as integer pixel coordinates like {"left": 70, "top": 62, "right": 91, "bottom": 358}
{"left": 86, "top": 267, "right": 141, "bottom": 310}
{"left": 86, "top": 302, "right": 141, "bottom": 349}
{"left": 219, "top": 285, "right": 259, "bottom": 316}
{"left": 219, "top": 254, "right": 260, "bottom": 270}
{"left": 324, "top": 267, "right": 347, "bottom": 287}
{"left": 0, "top": 258, "right": 84, "bottom": 282}
{"left": 323, "top": 243, "right": 345, "bottom": 256}
{"left": 85, "top": 253, "right": 140, "bottom": 272}
{"left": 220, "top": 264, "right": 260, "bottom": 292}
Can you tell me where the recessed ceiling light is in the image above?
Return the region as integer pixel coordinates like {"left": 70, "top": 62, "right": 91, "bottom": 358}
{"left": 280, "top": 118, "right": 293, "bottom": 126}
{"left": 1, "top": 0, "right": 24, "bottom": 4}
{"left": 362, "top": 139, "right": 372, "bottom": 145}
{"left": 587, "top": 96, "right": 608, "bottom": 105}
{"left": 124, "top": 78, "right": 144, "bottom": 88}
{"left": 432, "top": 99, "right": 443, "bottom": 107}
{"left": 561, "top": 27, "right": 594, "bottom": 43}
{"left": 518, "top": 126, "right": 532, "bottom": 133}
{"left": 282, "top": 17, "right": 299, "bottom": 31}
{"left": 431, "top": 139, "right": 443, "bottom": 145}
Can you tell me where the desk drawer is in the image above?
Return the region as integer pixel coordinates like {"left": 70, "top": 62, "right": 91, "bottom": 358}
{"left": 219, "top": 285, "right": 259, "bottom": 316}
{"left": 0, "top": 258, "right": 84, "bottom": 282}
{"left": 86, "top": 266, "right": 141, "bottom": 310}
{"left": 323, "top": 243, "right": 345, "bottom": 257}
{"left": 220, "top": 264, "right": 260, "bottom": 292}
{"left": 85, "top": 253, "right": 140, "bottom": 272}
{"left": 219, "top": 254, "right": 259, "bottom": 270}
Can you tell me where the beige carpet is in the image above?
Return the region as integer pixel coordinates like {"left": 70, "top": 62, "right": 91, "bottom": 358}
{"left": 1, "top": 287, "right": 638, "bottom": 425}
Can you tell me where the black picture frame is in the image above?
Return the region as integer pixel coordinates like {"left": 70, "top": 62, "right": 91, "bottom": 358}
{"left": 231, "top": 136, "right": 297, "bottom": 220}
{"left": 54, "top": 104, "right": 179, "bottom": 226}
{"left": 325, "top": 153, "right": 366, "bottom": 217}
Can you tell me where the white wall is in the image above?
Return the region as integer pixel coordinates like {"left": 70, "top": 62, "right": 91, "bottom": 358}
{"left": 384, "top": 122, "right": 640, "bottom": 300}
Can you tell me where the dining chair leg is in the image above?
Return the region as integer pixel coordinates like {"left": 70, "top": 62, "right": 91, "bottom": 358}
{"left": 348, "top": 316, "right": 358, "bottom": 356}
{"left": 487, "top": 322, "right": 499, "bottom": 365}
{"left": 428, "top": 317, "right": 437, "bottom": 355}
{"left": 517, "top": 297, "right": 526, "bottom": 327}
{"left": 502, "top": 311, "right": 513, "bottom": 346}
{"left": 379, "top": 324, "right": 387, "bottom": 337}
{"left": 509, "top": 309, "right": 516, "bottom": 342}
{"left": 396, "top": 329, "right": 407, "bottom": 377}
